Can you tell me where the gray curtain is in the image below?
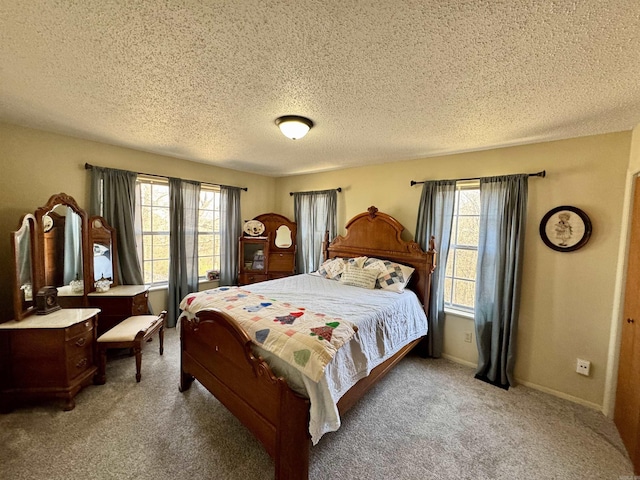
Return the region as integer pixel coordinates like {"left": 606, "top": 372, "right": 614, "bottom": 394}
{"left": 415, "top": 180, "right": 456, "bottom": 358}
{"left": 220, "top": 186, "right": 242, "bottom": 286}
{"left": 63, "top": 207, "right": 83, "bottom": 285}
{"left": 167, "top": 178, "right": 201, "bottom": 328}
{"left": 294, "top": 189, "right": 337, "bottom": 273}
{"left": 89, "top": 167, "right": 144, "bottom": 285}
{"left": 475, "top": 174, "right": 528, "bottom": 388}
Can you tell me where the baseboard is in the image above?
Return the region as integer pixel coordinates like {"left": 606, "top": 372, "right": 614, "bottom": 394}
{"left": 440, "top": 354, "right": 603, "bottom": 412}
{"left": 514, "top": 378, "right": 603, "bottom": 412}
{"left": 441, "top": 353, "right": 477, "bottom": 369}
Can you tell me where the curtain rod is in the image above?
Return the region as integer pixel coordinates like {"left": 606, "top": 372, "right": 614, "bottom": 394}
{"left": 410, "top": 170, "right": 546, "bottom": 187}
{"left": 84, "top": 163, "right": 248, "bottom": 191}
{"left": 289, "top": 187, "right": 342, "bottom": 196}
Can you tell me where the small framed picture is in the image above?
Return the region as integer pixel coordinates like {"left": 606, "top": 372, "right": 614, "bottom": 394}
{"left": 206, "top": 270, "right": 220, "bottom": 281}
{"left": 539, "top": 206, "right": 592, "bottom": 252}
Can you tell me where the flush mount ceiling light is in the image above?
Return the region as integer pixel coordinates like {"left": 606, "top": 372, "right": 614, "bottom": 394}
{"left": 275, "top": 115, "right": 314, "bottom": 140}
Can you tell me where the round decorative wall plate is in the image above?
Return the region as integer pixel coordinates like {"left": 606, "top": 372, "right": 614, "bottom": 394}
{"left": 243, "top": 220, "right": 265, "bottom": 236}
{"left": 539, "top": 206, "right": 592, "bottom": 252}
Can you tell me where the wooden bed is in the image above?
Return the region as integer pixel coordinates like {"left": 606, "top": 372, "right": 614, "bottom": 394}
{"left": 179, "top": 206, "right": 435, "bottom": 479}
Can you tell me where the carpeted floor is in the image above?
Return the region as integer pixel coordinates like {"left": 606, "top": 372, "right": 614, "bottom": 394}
{"left": 0, "top": 328, "right": 633, "bottom": 480}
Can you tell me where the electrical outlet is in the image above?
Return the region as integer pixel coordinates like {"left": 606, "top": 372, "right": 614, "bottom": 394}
{"left": 576, "top": 358, "right": 591, "bottom": 376}
{"left": 464, "top": 331, "right": 472, "bottom": 343}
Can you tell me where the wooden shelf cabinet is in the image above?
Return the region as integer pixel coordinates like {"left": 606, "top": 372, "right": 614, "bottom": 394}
{"left": 238, "top": 213, "right": 297, "bottom": 286}
{"left": 0, "top": 308, "right": 100, "bottom": 411}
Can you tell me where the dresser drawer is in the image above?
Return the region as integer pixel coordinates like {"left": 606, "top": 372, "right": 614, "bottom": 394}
{"left": 268, "top": 252, "right": 294, "bottom": 272}
{"left": 238, "top": 273, "right": 268, "bottom": 285}
{"left": 66, "top": 351, "right": 93, "bottom": 380}
{"left": 65, "top": 318, "right": 94, "bottom": 340}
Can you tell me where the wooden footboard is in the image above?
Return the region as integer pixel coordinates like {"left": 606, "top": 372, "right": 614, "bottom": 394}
{"left": 179, "top": 310, "right": 311, "bottom": 480}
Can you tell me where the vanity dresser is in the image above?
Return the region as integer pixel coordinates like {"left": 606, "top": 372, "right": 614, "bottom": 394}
{"left": 0, "top": 308, "right": 100, "bottom": 411}
{"left": 0, "top": 193, "right": 149, "bottom": 410}
{"left": 238, "top": 213, "right": 297, "bottom": 285}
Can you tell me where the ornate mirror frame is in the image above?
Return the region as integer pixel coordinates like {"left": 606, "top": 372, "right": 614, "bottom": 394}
{"left": 11, "top": 214, "right": 38, "bottom": 320}
{"left": 33, "top": 193, "right": 91, "bottom": 299}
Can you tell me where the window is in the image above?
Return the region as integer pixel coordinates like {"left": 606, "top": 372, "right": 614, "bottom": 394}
{"left": 137, "top": 177, "right": 221, "bottom": 285}
{"left": 138, "top": 177, "right": 170, "bottom": 285}
{"left": 197, "top": 185, "right": 221, "bottom": 278}
{"left": 444, "top": 182, "right": 480, "bottom": 313}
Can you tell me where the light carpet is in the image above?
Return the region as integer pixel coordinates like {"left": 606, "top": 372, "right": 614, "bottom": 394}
{"left": 0, "top": 328, "right": 633, "bottom": 480}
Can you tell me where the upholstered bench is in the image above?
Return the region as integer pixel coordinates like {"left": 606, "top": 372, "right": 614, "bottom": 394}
{"left": 96, "top": 311, "right": 166, "bottom": 384}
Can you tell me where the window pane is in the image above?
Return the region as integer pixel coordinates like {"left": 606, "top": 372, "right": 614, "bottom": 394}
{"left": 140, "top": 183, "right": 152, "bottom": 205}
{"left": 141, "top": 206, "right": 152, "bottom": 231}
{"left": 200, "top": 190, "right": 214, "bottom": 209}
{"left": 444, "top": 277, "right": 452, "bottom": 305}
{"left": 153, "top": 207, "right": 170, "bottom": 232}
{"left": 143, "top": 261, "right": 153, "bottom": 284}
{"left": 153, "top": 259, "right": 170, "bottom": 283}
{"left": 453, "top": 249, "right": 477, "bottom": 280}
{"left": 445, "top": 249, "right": 454, "bottom": 276}
{"left": 153, "top": 184, "right": 169, "bottom": 207}
{"left": 198, "top": 234, "right": 213, "bottom": 256}
{"left": 458, "top": 189, "right": 480, "bottom": 215}
{"left": 452, "top": 279, "right": 475, "bottom": 309}
{"left": 213, "top": 234, "right": 220, "bottom": 257}
{"left": 199, "top": 210, "right": 213, "bottom": 230}
{"left": 457, "top": 216, "right": 479, "bottom": 246}
{"left": 152, "top": 234, "right": 170, "bottom": 260}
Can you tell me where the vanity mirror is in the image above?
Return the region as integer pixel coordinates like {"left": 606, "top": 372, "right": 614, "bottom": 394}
{"left": 89, "top": 215, "right": 119, "bottom": 288}
{"left": 34, "top": 193, "right": 90, "bottom": 305}
{"left": 274, "top": 225, "right": 293, "bottom": 248}
{"left": 11, "top": 214, "right": 37, "bottom": 320}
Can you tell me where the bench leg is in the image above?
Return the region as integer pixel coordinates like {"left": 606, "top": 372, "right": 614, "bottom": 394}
{"left": 134, "top": 344, "right": 142, "bottom": 382}
{"left": 159, "top": 326, "right": 164, "bottom": 356}
{"left": 96, "top": 347, "right": 107, "bottom": 385}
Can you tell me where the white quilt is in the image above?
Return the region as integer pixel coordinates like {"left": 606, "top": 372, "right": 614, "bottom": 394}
{"left": 242, "top": 274, "right": 428, "bottom": 444}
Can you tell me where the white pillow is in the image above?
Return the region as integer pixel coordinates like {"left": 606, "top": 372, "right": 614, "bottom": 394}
{"left": 363, "top": 258, "right": 415, "bottom": 293}
{"left": 339, "top": 264, "right": 379, "bottom": 289}
{"left": 315, "top": 257, "right": 367, "bottom": 280}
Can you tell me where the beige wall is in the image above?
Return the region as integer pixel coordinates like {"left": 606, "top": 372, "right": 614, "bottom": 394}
{"left": 275, "top": 131, "right": 632, "bottom": 408}
{"left": 2, "top": 121, "right": 633, "bottom": 410}
{"left": 0, "top": 122, "right": 276, "bottom": 322}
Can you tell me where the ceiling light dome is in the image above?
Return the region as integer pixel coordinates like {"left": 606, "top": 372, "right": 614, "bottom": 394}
{"left": 275, "top": 115, "right": 313, "bottom": 140}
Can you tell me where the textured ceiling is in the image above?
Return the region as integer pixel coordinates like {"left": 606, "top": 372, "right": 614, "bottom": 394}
{"left": 1, "top": 1, "right": 639, "bottom": 177}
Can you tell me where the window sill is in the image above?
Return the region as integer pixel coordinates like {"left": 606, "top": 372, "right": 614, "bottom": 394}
{"left": 444, "top": 307, "right": 475, "bottom": 320}
{"left": 146, "top": 278, "right": 219, "bottom": 293}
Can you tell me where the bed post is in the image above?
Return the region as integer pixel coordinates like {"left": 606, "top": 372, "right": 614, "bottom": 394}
{"left": 178, "top": 316, "right": 195, "bottom": 392}
{"left": 274, "top": 386, "right": 311, "bottom": 480}
{"left": 322, "top": 230, "right": 330, "bottom": 261}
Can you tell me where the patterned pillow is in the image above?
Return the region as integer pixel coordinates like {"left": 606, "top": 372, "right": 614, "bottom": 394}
{"left": 314, "top": 256, "right": 367, "bottom": 280}
{"left": 339, "top": 264, "right": 379, "bottom": 289}
{"left": 363, "top": 258, "right": 415, "bottom": 293}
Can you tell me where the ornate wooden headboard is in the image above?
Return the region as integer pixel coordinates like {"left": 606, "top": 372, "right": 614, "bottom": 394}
{"left": 324, "top": 206, "right": 436, "bottom": 311}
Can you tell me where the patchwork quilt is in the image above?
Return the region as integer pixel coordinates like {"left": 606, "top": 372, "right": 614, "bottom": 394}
{"left": 179, "top": 286, "right": 358, "bottom": 382}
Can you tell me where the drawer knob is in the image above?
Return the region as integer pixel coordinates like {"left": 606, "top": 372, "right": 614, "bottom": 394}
{"left": 628, "top": 318, "right": 635, "bottom": 324}
{"left": 75, "top": 337, "right": 86, "bottom": 347}
{"left": 76, "top": 358, "right": 88, "bottom": 369}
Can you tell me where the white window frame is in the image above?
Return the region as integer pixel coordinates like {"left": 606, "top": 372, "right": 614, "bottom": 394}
{"left": 137, "top": 176, "right": 170, "bottom": 286}
{"left": 197, "top": 184, "right": 222, "bottom": 280}
{"left": 444, "top": 181, "right": 480, "bottom": 317}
